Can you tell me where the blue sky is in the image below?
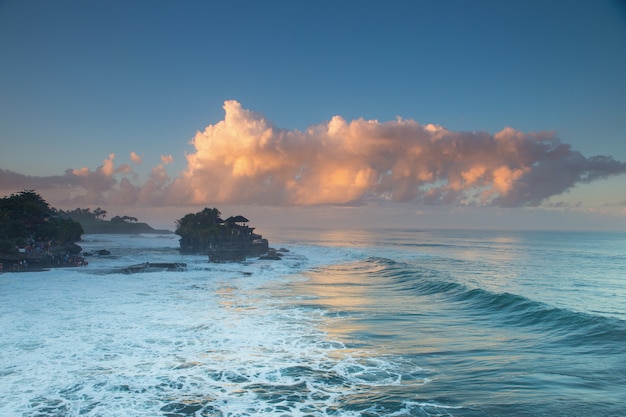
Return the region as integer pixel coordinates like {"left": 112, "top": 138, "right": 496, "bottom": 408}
{"left": 1, "top": 0, "right": 625, "bottom": 230}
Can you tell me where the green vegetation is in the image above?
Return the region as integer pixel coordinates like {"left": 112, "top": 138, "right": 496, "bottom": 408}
{"left": 0, "top": 190, "right": 84, "bottom": 255}
{"left": 175, "top": 207, "right": 224, "bottom": 253}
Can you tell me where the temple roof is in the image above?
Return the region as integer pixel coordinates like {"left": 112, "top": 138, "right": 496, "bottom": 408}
{"left": 225, "top": 215, "right": 249, "bottom": 223}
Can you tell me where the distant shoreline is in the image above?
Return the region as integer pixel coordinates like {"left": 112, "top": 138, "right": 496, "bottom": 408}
{"left": 76, "top": 219, "right": 173, "bottom": 234}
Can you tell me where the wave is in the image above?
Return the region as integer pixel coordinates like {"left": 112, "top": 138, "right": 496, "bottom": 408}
{"left": 354, "top": 256, "right": 626, "bottom": 349}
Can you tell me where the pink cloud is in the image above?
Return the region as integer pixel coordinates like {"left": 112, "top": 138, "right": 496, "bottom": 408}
{"left": 173, "top": 101, "right": 626, "bottom": 207}
{"left": 101, "top": 153, "right": 116, "bottom": 176}
{"left": 130, "top": 151, "right": 142, "bottom": 164}
{"left": 2, "top": 101, "right": 625, "bottom": 211}
{"left": 72, "top": 167, "right": 90, "bottom": 177}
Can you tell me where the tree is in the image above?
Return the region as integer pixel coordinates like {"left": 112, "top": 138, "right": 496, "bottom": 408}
{"left": 111, "top": 215, "right": 139, "bottom": 223}
{"left": 61, "top": 208, "right": 96, "bottom": 221}
{"left": 93, "top": 207, "right": 107, "bottom": 220}
{"left": 0, "top": 190, "right": 52, "bottom": 240}
{"left": 175, "top": 207, "right": 224, "bottom": 253}
{"left": 40, "top": 218, "right": 84, "bottom": 243}
{"left": 0, "top": 190, "right": 83, "bottom": 246}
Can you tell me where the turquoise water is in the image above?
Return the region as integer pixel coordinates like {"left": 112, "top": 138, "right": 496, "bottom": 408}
{"left": 1, "top": 230, "right": 624, "bottom": 416}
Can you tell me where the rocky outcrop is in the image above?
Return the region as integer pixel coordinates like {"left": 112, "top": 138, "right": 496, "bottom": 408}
{"left": 207, "top": 237, "right": 269, "bottom": 263}
{"left": 175, "top": 208, "right": 272, "bottom": 262}
{"left": 122, "top": 262, "right": 187, "bottom": 274}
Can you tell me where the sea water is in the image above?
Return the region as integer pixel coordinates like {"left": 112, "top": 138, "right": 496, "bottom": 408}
{"left": 1, "top": 229, "right": 624, "bottom": 416}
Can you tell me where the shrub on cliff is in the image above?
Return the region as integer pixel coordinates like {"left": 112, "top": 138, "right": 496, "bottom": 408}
{"left": 175, "top": 207, "right": 223, "bottom": 253}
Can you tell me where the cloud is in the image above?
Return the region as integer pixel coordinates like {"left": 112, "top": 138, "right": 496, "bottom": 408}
{"left": 2, "top": 100, "right": 626, "bottom": 210}
{"left": 0, "top": 153, "right": 129, "bottom": 206}
{"left": 172, "top": 100, "right": 626, "bottom": 207}
{"left": 101, "top": 153, "right": 116, "bottom": 176}
{"left": 130, "top": 151, "right": 142, "bottom": 164}
{"left": 72, "top": 167, "right": 90, "bottom": 177}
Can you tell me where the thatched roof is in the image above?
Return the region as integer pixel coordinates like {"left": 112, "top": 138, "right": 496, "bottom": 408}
{"left": 225, "top": 215, "right": 249, "bottom": 224}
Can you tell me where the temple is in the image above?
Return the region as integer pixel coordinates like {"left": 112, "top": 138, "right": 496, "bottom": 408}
{"left": 207, "top": 216, "right": 269, "bottom": 262}
{"left": 175, "top": 209, "right": 270, "bottom": 262}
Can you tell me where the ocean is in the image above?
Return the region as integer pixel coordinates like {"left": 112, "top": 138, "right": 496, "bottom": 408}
{"left": 1, "top": 229, "right": 624, "bottom": 417}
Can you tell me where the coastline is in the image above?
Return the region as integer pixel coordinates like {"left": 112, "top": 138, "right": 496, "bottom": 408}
{"left": 0, "top": 252, "right": 88, "bottom": 272}
{"left": 76, "top": 220, "right": 172, "bottom": 234}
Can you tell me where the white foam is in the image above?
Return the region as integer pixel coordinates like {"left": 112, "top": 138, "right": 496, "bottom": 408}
{"left": 0, "top": 234, "right": 427, "bottom": 416}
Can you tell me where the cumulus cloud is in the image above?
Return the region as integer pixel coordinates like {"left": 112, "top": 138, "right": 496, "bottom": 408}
{"left": 2, "top": 100, "right": 625, "bottom": 210}
{"left": 130, "top": 151, "right": 142, "bottom": 164}
{"left": 172, "top": 101, "right": 626, "bottom": 207}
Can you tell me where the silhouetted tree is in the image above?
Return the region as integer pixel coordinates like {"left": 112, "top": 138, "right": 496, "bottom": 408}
{"left": 93, "top": 207, "right": 107, "bottom": 220}
{"left": 0, "top": 190, "right": 84, "bottom": 248}
{"left": 0, "top": 190, "right": 52, "bottom": 240}
{"left": 175, "top": 207, "right": 224, "bottom": 253}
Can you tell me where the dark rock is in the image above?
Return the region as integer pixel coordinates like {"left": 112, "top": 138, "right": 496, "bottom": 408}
{"left": 259, "top": 248, "right": 282, "bottom": 260}
{"left": 64, "top": 242, "right": 83, "bottom": 255}
{"left": 122, "top": 262, "right": 187, "bottom": 274}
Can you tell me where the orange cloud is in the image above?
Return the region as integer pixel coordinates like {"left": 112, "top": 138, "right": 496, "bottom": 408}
{"left": 130, "top": 151, "right": 142, "bottom": 164}
{"left": 101, "top": 153, "right": 115, "bottom": 176}
{"left": 72, "top": 167, "right": 90, "bottom": 177}
{"left": 2, "top": 101, "right": 626, "bottom": 210}
{"left": 172, "top": 100, "right": 625, "bottom": 207}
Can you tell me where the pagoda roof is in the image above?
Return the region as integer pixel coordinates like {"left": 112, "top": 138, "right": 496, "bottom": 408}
{"left": 225, "top": 215, "right": 249, "bottom": 223}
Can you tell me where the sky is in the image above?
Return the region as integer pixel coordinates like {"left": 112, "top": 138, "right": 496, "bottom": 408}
{"left": 1, "top": 0, "right": 626, "bottom": 231}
